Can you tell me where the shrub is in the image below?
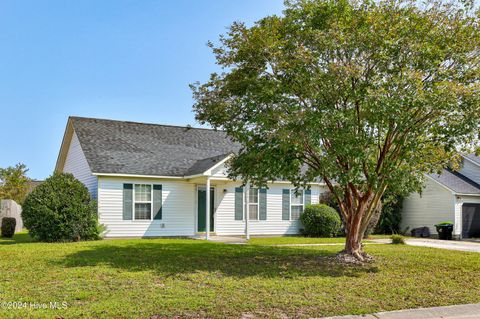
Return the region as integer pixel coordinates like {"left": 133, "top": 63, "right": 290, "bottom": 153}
{"left": 22, "top": 172, "right": 100, "bottom": 242}
{"left": 1, "top": 217, "right": 16, "bottom": 238}
{"left": 375, "top": 195, "right": 403, "bottom": 234}
{"left": 300, "top": 204, "right": 341, "bottom": 237}
{"left": 364, "top": 201, "right": 382, "bottom": 238}
{"left": 391, "top": 234, "right": 405, "bottom": 245}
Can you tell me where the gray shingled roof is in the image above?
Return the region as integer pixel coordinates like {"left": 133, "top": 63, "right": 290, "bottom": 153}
{"left": 428, "top": 169, "right": 480, "bottom": 195}
{"left": 71, "top": 117, "right": 240, "bottom": 177}
{"left": 464, "top": 154, "right": 480, "bottom": 166}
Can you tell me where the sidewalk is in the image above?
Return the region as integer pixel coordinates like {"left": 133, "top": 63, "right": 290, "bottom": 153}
{"left": 320, "top": 303, "right": 480, "bottom": 319}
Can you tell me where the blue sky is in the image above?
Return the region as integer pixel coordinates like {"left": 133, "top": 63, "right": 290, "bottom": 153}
{"left": 0, "top": 0, "right": 284, "bottom": 180}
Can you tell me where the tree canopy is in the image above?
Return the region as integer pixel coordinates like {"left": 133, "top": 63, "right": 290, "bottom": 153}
{"left": 0, "top": 163, "right": 30, "bottom": 204}
{"left": 192, "top": 0, "right": 480, "bottom": 260}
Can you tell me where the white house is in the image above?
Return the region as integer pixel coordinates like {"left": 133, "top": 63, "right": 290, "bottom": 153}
{"left": 402, "top": 154, "right": 480, "bottom": 239}
{"left": 55, "top": 116, "right": 327, "bottom": 238}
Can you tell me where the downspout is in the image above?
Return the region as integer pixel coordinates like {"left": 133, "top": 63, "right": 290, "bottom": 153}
{"left": 245, "top": 182, "right": 250, "bottom": 240}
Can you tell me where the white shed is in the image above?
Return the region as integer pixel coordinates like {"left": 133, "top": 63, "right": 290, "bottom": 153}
{"left": 0, "top": 199, "right": 23, "bottom": 232}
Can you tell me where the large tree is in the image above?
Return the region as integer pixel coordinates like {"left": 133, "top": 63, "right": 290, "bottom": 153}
{"left": 192, "top": 0, "right": 480, "bottom": 260}
{"left": 0, "top": 163, "right": 30, "bottom": 204}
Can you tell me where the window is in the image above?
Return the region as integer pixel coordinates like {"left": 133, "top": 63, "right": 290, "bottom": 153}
{"left": 248, "top": 187, "right": 259, "bottom": 220}
{"left": 290, "top": 190, "right": 304, "bottom": 220}
{"left": 134, "top": 184, "right": 152, "bottom": 220}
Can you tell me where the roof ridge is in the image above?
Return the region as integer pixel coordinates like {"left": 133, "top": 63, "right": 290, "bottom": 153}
{"left": 69, "top": 115, "right": 224, "bottom": 132}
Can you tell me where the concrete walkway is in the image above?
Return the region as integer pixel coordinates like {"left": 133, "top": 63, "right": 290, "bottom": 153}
{"left": 195, "top": 236, "right": 247, "bottom": 244}
{"left": 200, "top": 236, "right": 480, "bottom": 252}
{"left": 371, "top": 238, "right": 480, "bottom": 253}
{"left": 320, "top": 303, "right": 480, "bottom": 319}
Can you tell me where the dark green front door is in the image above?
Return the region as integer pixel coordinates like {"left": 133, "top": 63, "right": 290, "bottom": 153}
{"left": 197, "top": 188, "right": 214, "bottom": 232}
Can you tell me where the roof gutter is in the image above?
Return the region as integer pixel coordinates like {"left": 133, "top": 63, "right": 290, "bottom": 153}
{"left": 92, "top": 172, "right": 184, "bottom": 179}
{"left": 455, "top": 193, "right": 480, "bottom": 197}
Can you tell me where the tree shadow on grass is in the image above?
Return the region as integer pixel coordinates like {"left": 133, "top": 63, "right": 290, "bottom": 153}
{"left": 56, "top": 240, "right": 378, "bottom": 279}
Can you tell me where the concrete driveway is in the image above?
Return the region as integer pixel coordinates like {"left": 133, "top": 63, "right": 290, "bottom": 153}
{"left": 320, "top": 303, "right": 480, "bottom": 319}
{"left": 371, "top": 238, "right": 480, "bottom": 253}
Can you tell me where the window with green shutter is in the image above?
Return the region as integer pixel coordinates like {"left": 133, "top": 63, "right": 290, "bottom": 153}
{"left": 259, "top": 188, "right": 267, "bottom": 220}
{"left": 153, "top": 184, "right": 162, "bottom": 220}
{"left": 123, "top": 183, "right": 133, "bottom": 220}
{"left": 282, "top": 189, "right": 290, "bottom": 220}
{"left": 305, "top": 189, "right": 312, "bottom": 205}
{"left": 248, "top": 187, "right": 259, "bottom": 220}
{"left": 234, "top": 187, "right": 244, "bottom": 220}
{"left": 123, "top": 183, "right": 162, "bottom": 221}
{"left": 290, "top": 189, "right": 304, "bottom": 220}
{"left": 134, "top": 184, "right": 152, "bottom": 220}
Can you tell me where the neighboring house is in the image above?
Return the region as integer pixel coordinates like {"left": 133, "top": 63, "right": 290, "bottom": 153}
{"left": 402, "top": 154, "right": 480, "bottom": 239}
{"left": 55, "top": 117, "right": 326, "bottom": 238}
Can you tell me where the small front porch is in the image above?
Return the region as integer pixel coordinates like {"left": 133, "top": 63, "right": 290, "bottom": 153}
{"left": 188, "top": 175, "right": 230, "bottom": 240}
{"left": 188, "top": 174, "right": 252, "bottom": 240}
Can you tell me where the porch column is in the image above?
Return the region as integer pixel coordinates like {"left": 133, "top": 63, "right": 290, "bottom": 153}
{"left": 245, "top": 183, "right": 250, "bottom": 240}
{"left": 206, "top": 177, "right": 211, "bottom": 240}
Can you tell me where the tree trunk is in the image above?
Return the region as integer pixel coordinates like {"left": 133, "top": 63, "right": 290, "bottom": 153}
{"left": 343, "top": 215, "right": 365, "bottom": 261}
{"left": 340, "top": 195, "right": 378, "bottom": 262}
{"left": 322, "top": 180, "right": 384, "bottom": 263}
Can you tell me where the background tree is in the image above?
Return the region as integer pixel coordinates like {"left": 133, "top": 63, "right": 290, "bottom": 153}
{"left": 0, "top": 163, "right": 30, "bottom": 204}
{"left": 375, "top": 193, "right": 404, "bottom": 235}
{"left": 192, "top": 0, "right": 480, "bottom": 261}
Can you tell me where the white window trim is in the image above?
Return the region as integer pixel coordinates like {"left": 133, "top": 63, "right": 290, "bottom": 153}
{"left": 133, "top": 183, "right": 154, "bottom": 221}
{"left": 290, "top": 189, "right": 305, "bottom": 220}
{"left": 248, "top": 187, "right": 259, "bottom": 221}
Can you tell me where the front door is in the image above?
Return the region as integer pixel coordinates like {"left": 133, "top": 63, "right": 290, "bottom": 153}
{"left": 197, "top": 187, "right": 214, "bottom": 232}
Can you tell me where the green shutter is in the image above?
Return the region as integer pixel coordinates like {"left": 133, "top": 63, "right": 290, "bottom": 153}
{"left": 235, "top": 187, "right": 244, "bottom": 220}
{"left": 123, "top": 183, "right": 133, "bottom": 220}
{"left": 153, "top": 184, "right": 162, "bottom": 220}
{"left": 305, "top": 189, "right": 312, "bottom": 205}
{"left": 259, "top": 188, "right": 267, "bottom": 220}
{"left": 282, "top": 189, "right": 290, "bottom": 220}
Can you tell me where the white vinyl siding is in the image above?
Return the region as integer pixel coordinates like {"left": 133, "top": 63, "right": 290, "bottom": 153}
{"left": 98, "top": 177, "right": 195, "bottom": 237}
{"left": 215, "top": 182, "right": 325, "bottom": 236}
{"left": 210, "top": 162, "right": 228, "bottom": 178}
{"left": 401, "top": 177, "right": 455, "bottom": 235}
{"left": 63, "top": 131, "right": 98, "bottom": 199}
{"left": 98, "top": 175, "right": 324, "bottom": 237}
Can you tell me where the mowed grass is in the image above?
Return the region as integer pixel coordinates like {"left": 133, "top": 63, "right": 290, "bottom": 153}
{"left": 1, "top": 233, "right": 480, "bottom": 318}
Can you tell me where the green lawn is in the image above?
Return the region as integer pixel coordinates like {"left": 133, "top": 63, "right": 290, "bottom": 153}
{"left": 1, "top": 233, "right": 480, "bottom": 318}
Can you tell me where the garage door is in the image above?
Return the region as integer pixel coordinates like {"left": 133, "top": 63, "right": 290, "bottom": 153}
{"left": 462, "top": 204, "right": 480, "bottom": 238}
